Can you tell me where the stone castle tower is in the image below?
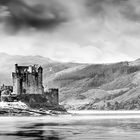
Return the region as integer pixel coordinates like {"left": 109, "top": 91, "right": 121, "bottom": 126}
{"left": 12, "top": 64, "right": 44, "bottom": 95}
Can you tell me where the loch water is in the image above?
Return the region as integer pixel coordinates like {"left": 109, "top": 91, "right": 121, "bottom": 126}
{"left": 1, "top": 111, "right": 140, "bottom": 140}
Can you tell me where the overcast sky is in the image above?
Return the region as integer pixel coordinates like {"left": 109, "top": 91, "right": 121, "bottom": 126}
{"left": 0, "top": 0, "right": 140, "bottom": 63}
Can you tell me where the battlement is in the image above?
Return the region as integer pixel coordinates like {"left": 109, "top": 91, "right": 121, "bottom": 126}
{"left": 48, "top": 88, "right": 59, "bottom": 93}
{"left": 14, "top": 64, "right": 43, "bottom": 74}
{"left": 0, "top": 84, "right": 13, "bottom": 92}
{"left": 12, "top": 64, "right": 44, "bottom": 95}
{"left": 0, "top": 64, "right": 59, "bottom": 107}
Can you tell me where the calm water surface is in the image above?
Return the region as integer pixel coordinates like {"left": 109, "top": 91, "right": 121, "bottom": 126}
{"left": 1, "top": 111, "right": 140, "bottom": 140}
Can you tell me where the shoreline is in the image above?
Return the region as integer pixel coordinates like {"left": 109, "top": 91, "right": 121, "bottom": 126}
{"left": 0, "top": 101, "right": 67, "bottom": 116}
{"left": 68, "top": 110, "right": 140, "bottom": 114}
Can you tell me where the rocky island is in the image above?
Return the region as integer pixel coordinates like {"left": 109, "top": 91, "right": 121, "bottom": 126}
{"left": 0, "top": 64, "right": 66, "bottom": 116}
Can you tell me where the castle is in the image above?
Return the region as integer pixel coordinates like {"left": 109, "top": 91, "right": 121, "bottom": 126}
{"left": 12, "top": 64, "right": 44, "bottom": 95}
{"left": 0, "top": 64, "right": 59, "bottom": 107}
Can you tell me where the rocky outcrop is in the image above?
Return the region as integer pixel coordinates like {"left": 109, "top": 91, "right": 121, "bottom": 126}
{"left": 0, "top": 102, "right": 67, "bottom": 116}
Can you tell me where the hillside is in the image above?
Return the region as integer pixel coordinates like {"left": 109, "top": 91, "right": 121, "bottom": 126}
{"left": 46, "top": 61, "right": 140, "bottom": 110}
{"left": 0, "top": 53, "right": 83, "bottom": 85}
{"left": 1, "top": 53, "right": 140, "bottom": 110}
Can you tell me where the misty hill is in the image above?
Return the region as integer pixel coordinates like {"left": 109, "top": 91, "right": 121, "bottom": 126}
{"left": 47, "top": 61, "right": 140, "bottom": 110}
{"left": 1, "top": 53, "right": 140, "bottom": 110}
{"left": 0, "top": 53, "right": 82, "bottom": 85}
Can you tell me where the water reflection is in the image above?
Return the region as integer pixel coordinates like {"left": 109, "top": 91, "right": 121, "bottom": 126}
{"left": 1, "top": 116, "right": 140, "bottom": 140}
{"left": 0, "top": 122, "right": 62, "bottom": 140}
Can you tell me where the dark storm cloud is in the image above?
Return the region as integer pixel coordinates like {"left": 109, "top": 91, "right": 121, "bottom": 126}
{"left": 85, "top": 0, "right": 140, "bottom": 22}
{"left": 86, "top": 0, "right": 129, "bottom": 6}
{"left": 1, "top": 0, "right": 140, "bottom": 34}
{"left": 120, "top": 2, "right": 140, "bottom": 22}
{"left": 1, "top": 0, "right": 140, "bottom": 63}
{"left": 85, "top": 0, "right": 127, "bottom": 12}
{"left": 0, "top": 0, "right": 67, "bottom": 32}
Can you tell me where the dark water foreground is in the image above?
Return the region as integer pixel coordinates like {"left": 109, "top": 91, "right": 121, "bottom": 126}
{"left": 1, "top": 112, "right": 140, "bottom": 140}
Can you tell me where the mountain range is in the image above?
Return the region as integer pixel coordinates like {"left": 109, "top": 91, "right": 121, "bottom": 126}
{"left": 1, "top": 53, "right": 140, "bottom": 110}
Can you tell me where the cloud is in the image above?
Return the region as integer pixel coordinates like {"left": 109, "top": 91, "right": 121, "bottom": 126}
{"left": 120, "top": 0, "right": 140, "bottom": 22}
{"left": 0, "top": 0, "right": 68, "bottom": 33}
{"left": 0, "top": 0, "right": 140, "bottom": 63}
{"left": 85, "top": 0, "right": 140, "bottom": 23}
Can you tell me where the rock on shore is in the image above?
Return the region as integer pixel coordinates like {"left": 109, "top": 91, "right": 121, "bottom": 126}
{"left": 0, "top": 102, "right": 67, "bottom": 116}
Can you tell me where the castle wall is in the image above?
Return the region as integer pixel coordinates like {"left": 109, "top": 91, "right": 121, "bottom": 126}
{"left": 37, "top": 67, "right": 44, "bottom": 94}
{"left": 45, "top": 89, "right": 59, "bottom": 106}
{"left": 12, "top": 73, "right": 21, "bottom": 95}
{"left": 22, "top": 73, "right": 27, "bottom": 94}
{"left": 11, "top": 64, "right": 59, "bottom": 107}
{"left": 26, "top": 73, "right": 41, "bottom": 94}
{"left": 12, "top": 64, "right": 44, "bottom": 95}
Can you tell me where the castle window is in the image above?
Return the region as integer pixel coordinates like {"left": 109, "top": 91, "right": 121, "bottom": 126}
{"left": 23, "top": 89, "right": 26, "bottom": 94}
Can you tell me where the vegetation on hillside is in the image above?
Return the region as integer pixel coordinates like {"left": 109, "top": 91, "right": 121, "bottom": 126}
{"left": 1, "top": 53, "right": 140, "bottom": 110}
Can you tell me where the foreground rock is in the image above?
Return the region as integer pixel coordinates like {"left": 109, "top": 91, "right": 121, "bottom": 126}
{"left": 0, "top": 102, "right": 67, "bottom": 116}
